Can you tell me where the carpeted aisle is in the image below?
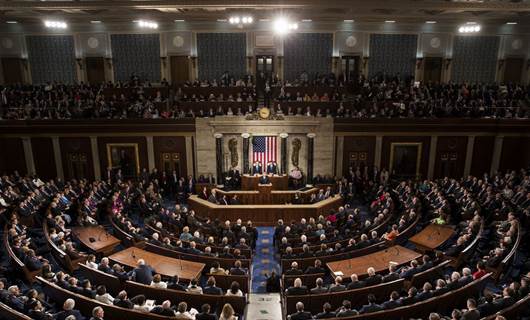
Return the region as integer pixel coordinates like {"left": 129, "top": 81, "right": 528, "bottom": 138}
{"left": 251, "top": 227, "right": 279, "bottom": 293}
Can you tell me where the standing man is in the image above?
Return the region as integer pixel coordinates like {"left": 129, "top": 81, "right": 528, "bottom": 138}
{"left": 252, "top": 161, "right": 262, "bottom": 175}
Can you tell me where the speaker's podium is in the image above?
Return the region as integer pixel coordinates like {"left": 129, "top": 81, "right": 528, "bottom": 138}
{"left": 257, "top": 183, "right": 273, "bottom": 203}
{"left": 241, "top": 174, "right": 288, "bottom": 190}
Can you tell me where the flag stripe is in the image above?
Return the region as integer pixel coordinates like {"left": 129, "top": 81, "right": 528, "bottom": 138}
{"left": 252, "top": 136, "right": 277, "bottom": 173}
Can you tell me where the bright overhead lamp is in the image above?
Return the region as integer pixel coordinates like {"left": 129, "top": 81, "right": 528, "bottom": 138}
{"left": 385, "top": 20, "right": 396, "bottom": 23}
{"left": 137, "top": 20, "right": 158, "bottom": 29}
{"left": 90, "top": 20, "right": 101, "bottom": 24}
{"left": 425, "top": 21, "right": 436, "bottom": 24}
{"left": 44, "top": 20, "right": 67, "bottom": 29}
{"left": 344, "top": 19, "right": 354, "bottom": 22}
{"left": 302, "top": 19, "right": 312, "bottom": 22}
{"left": 174, "top": 19, "right": 185, "bottom": 22}
{"left": 6, "top": 21, "right": 18, "bottom": 24}
{"left": 506, "top": 22, "right": 517, "bottom": 25}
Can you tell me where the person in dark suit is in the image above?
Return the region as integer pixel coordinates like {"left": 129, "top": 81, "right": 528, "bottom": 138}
{"left": 289, "top": 302, "right": 313, "bottom": 320}
{"left": 167, "top": 275, "right": 187, "bottom": 292}
{"left": 347, "top": 274, "right": 364, "bottom": 290}
{"left": 196, "top": 304, "right": 218, "bottom": 320}
{"left": 130, "top": 259, "right": 154, "bottom": 285}
{"left": 207, "top": 190, "right": 218, "bottom": 204}
{"left": 113, "top": 291, "right": 133, "bottom": 309}
{"left": 310, "top": 278, "right": 328, "bottom": 294}
{"left": 305, "top": 259, "right": 325, "bottom": 274}
{"left": 328, "top": 276, "right": 346, "bottom": 292}
{"left": 203, "top": 276, "right": 223, "bottom": 295}
{"left": 285, "top": 262, "right": 303, "bottom": 276}
{"left": 285, "top": 278, "right": 308, "bottom": 296}
{"left": 359, "top": 294, "right": 383, "bottom": 314}
{"left": 382, "top": 264, "right": 400, "bottom": 283}
{"left": 252, "top": 161, "right": 262, "bottom": 175}
{"left": 363, "top": 267, "right": 383, "bottom": 286}
{"left": 315, "top": 302, "right": 335, "bottom": 319}
{"left": 266, "top": 161, "right": 278, "bottom": 175}
{"left": 259, "top": 173, "right": 270, "bottom": 184}
{"left": 381, "top": 291, "right": 402, "bottom": 310}
{"left": 461, "top": 298, "right": 480, "bottom": 320}
{"left": 229, "top": 260, "right": 247, "bottom": 275}
{"left": 54, "top": 298, "right": 84, "bottom": 320}
{"left": 5, "top": 286, "right": 25, "bottom": 312}
{"left": 335, "top": 300, "right": 358, "bottom": 317}
{"left": 150, "top": 300, "right": 175, "bottom": 317}
{"left": 23, "top": 249, "right": 43, "bottom": 271}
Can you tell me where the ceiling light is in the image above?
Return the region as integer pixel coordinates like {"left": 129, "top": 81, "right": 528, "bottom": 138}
{"left": 425, "top": 21, "right": 436, "bottom": 24}
{"left": 137, "top": 20, "right": 158, "bottom": 29}
{"left": 6, "top": 21, "right": 18, "bottom": 24}
{"left": 466, "top": 21, "right": 477, "bottom": 25}
{"left": 458, "top": 24, "right": 481, "bottom": 33}
{"left": 217, "top": 19, "right": 227, "bottom": 22}
{"left": 274, "top": 18, "right": 289, "bottom": 35}
{"left": 385, "top": 20, "right": 396, "bottom": 23}
{"left": 90, "top": 20, "right": 101, "bottom": 24}
{"left": 228, "top": 16, "right": 253, "bottom": 25}
{"left": 506, "top": 22, "right": 517, "bottom": 25}
{"left": 259, "top": 18, "right": 270, "bottom": 22}
{"left": 174, "top": 19, "right": 185, "bottom": 22}
{"left": 344, "top": 19, "right": 354, "bottom": 22}
{"left": 44, "top": 20, "right": 67, "bottom": 29}
{"left": 302, "top": 19, "right": 312, "bottom": 22}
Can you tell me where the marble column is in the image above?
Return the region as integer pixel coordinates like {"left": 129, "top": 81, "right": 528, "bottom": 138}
{"left": 52, "top": 137, "right": 64, "bottom": 180}
{"left": 242, "top": 133, "right": 250, "bottom": 174}
{"left": 306, "top": 133, "right": 315, "bottom": 184}
{"left": 335, "top": 136, "right": 344, "bottom": 177}
{"left": 280, "top": 133, "right": 288, "bottom": 175}
{"left": 214, "top": 133, "right": 224, "bottom": 186}
{"left": 464, "top": 136, "right": 475, "bottom": 177}
{"left": 490, "top": 135, "right": 504, "bottom": 176}
{"left": 185, "top": 136, "right": 194, "bottom": 177}
{"left": 89, "top": 136, "right": 101, "bottom": 180}
{"left": 21, "top": 137, "right": 36, "bottom": 175}
{"left": 427, "top": 136, "right": 438, "bottom": 180}
{"left": 146, "top": 135, "right": 155, "bottom": 171}
{"left": 374, "top": 136, "right": 383, "bottom": 169}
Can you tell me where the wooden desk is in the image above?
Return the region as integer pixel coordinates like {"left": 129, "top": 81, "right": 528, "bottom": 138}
{"left": 213, "top": 187, "right": 320, "bottom": 205}
{"left": 326, "top": 245, "right": 422, "bottom": 279}
{"left": 241, "top": 174, "right": 288, "bottom": 190}
{"left": 188, "top": 194, "right": 342, "bottom": 226}
{"left": 72, "top": 226, "right": 121, "bottom": 256}
{"left": 109, "top": 247, "right": 205, "bottom": 281}
{"left": 409, "top": 224, "right": 455, "bottom": 252}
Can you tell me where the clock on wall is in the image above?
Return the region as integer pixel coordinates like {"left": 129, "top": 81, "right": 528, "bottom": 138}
{"left": 259, "top": 107, "right": 271, "bottom": 119}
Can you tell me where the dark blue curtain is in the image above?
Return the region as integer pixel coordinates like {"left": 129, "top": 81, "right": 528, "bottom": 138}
{"left": 368, "top": 34, "right": 417, "bottom": 80}
{"left": 451, "top": 36, "right": 499, "bottom": 83}
{"left": 111, "top": 34, "right": 161, "bottom": 82}
{"left": 283, "top": 33, "right": 333, "bottom": 81}
{"left": 26, "top": 35, "right": 77, "bottom": 84}
{"left": 197, "top": 33, "right": 247, "bottom": 80}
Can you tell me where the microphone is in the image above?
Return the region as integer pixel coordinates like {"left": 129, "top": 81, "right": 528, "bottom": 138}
{"left": 131, "top": 249, "right": 136, "bottom": 259}
{"left": 178, "top": 254, "right": 183, "bottom": 270}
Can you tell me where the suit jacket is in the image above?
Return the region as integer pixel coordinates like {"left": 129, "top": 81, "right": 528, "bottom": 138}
{"left": 359, "top": 303, "right": 383, "bottom": 314}
{"left": 196, "top": 312, "right": 218, "bottom": 320}
{"left": 259, "top": 176, "right": 270, "bottom": 184}
{"left": 382, "top": 272, "right": 400, "bottom": 283}
{"left": 286, "top": 286, "right": 308, "bottom": 295}
{"left": 54, "top": 309, "right": 84, "bottom": 320}
{"left": 131, "top": 264, "right": 154, "bottom": 285}
{"left": 290, "top": 311, "right": 313, "bottom": 320}
{"left": 461, "top": 309, "right": 480, "bottom": 320}
{"left": 203, "top": 286, "right": 223, "bottom": 295}
{"left": 381, "top": 299, "right": 401, "bottom": 310}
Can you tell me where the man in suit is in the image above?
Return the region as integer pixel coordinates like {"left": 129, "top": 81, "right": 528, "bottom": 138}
{"left": 229, "top": 260, "right": 247, "bottom": 275}
{"left": 207, "top": 189, "right": 218, "bottom": 204}
{"left": 310, "top": 278, "right": 328, "bottom": 294}
{"left": 252, "top": 161, "right": 262, "bottom": 175}
{"left": 364, "top": 267, "right": 383, "bottom": 286}
{"left": 55, "top": 299, "right": 84, "bottom": 320}
{"left": 329, "top": 276, "right": 346, "bottom": 292}
{"left": 266, "top": 161, "right": 278, "bottom": 175}
{"left": 203, "top": 276, "right": 223, "bottom": 295}
{"left": 196, "top": 304, "right": 218, "bottom": 320}
{"left": 347, "top": 274, "right": 364, "bottom": 290}
{"left": 285, "top": 278, "right": 308, "bottom": 296}
{"left": 381, "top": 291, "right": 402, "bottom": 310}
{"left": 130, "top": 259, "right": 154, "bottom": 285}
{"left": 285, "top": 262, "right": 303, "bottom": 276}
{"left": 335, "top": 300, "right": 358, "bottom": 317}
{"left": 227, "top": 167, "right": 240, "bottom": 189}
{"left": 461, "top": 298, "right": 480, "bottom": 320}
{"left": 150, "top": 300, "right": 175, "bottom": 317}
{"left": 289, "top": 302, "right": 313, "bottom": 320}
{"left": 315, "top": 303, "right": 335, "bottom": 319}
{"left": 359, "top": 294, "right": 383, "bottom": 314}
{"left": 305, "top": 259, "right": 325, "bottom": 274}
{"left": 259, "top": 173, "right": 270, "bottom": 184}
{"left": 113, "top": 290, "right": 133, "bottom": 309}
{"left": 382, "top": 264, "right": 400, "bottom": 283}
{"left": 5, "top": 286, "right": 25, "bottom": 312}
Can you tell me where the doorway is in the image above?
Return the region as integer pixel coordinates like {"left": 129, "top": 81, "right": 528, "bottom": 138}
{"left": 1, "top": 58, "right": 24, "bottom": 84}
{"left": 423, "top": 57, "right": 443, "bottom": 83}
{"left": 341, "top": 56, "right": 360, "bottom": 82}
{"left": 170, "top": 56, "right": 190, "bottom": 85}
{"left": 256, "top": 55, "right": 274, "bottom": 79}
{"left": 503, "top": 57, "right": 524, "bottom": 84}
{"left": 85, "top": 57, "right": 105, "bottom": 84}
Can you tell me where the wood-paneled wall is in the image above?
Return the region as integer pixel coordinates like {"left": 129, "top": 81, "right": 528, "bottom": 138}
{"left": 0, "top": 138, "right": 26, "bottom": 175}
{"left": 31, "top": 137, "right": 57, "bottom": 179}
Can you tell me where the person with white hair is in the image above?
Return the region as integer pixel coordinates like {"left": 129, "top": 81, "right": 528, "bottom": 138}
{"left": 90, "top": 306, "right": 104, "bottom": 320}
{"left": 285, "top": 277, "right": 308, "bottom": 295}
{"left": 130, "top": 258, "right": 154, "bottom": 285}
{"left": 55, "top": 298, "right": 83, "bottom": 320}
{"left": 150, "top": 300, "right": 175, "bottom": 317}
{"left": 289, "top": 301, "right": 312, "bottom": 320}
{"left": 98, "top": 257, "right": 111, "bottom": 273}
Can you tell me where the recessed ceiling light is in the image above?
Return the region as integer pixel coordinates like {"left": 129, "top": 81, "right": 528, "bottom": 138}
{"left": 385, "top": 20, "right": 396, "bottom": 23}
{"left": 506, "top": 22, "right": 517, "bottom": 25}
{"left": 425, "top": 21, "right": 436, "bottom": 24}
{"left": 174, "top": 19, "right": 185, "bottom": 22}
{"left": 217, "top": 19, "right": 227, "bottom": 22}
{"left": 302, "top": 19, "right": 312, "bottom": 22}
{"left": 344, "top": 19, "right": 354, "bottom": 22}
{"left": 6, "top": 21, "right": 18, "bottom": 24}
{"left": 466, "top": 21, "right": 477, "bottom": 25}
{"left": 90, "top": 20, "right": 101, "bottom": 24}
{"left": 259, "top": 18, "right": 270, "bottom": 22}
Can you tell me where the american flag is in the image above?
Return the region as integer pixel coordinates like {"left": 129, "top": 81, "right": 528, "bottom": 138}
{"left": 252, "top": 136, "right": 277, "bottom": 166}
